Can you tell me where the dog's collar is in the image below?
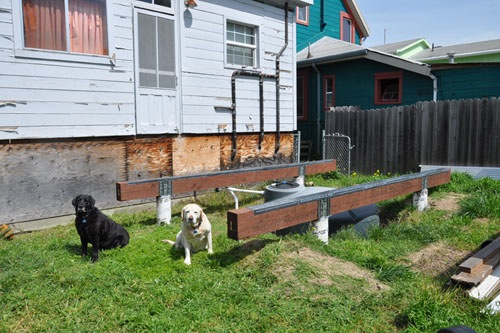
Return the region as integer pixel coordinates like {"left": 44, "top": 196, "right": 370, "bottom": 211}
{"left": 191, "top": 221, "right": 202, "bottom": 234}
{"left": 82, "top": 218, "right": 87, "bottom": 224}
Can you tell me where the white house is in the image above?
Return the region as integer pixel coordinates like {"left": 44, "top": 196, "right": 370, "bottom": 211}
{"left": 0, "top": 0, "right": 312, "bottom": 228}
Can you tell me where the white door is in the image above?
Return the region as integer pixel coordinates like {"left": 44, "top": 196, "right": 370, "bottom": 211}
{"left": 134, "top": 8, "right": 178, "bottom": 134}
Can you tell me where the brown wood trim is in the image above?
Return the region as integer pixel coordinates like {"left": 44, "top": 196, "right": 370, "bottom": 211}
{"left": 116, "top": 182, "right": 159, "bottom": 202}
{"left": 116, "top": 160, "right": 336, "bottom": 201}
{"left": 227, "top": 168, "right": 450, "bottom": 240}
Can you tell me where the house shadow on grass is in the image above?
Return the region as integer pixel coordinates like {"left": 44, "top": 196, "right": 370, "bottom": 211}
{"left": 211, "top": 239, "right": 277, "bottom": 267}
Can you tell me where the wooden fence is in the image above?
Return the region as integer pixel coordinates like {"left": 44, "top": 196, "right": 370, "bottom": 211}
{"left": 326, "top": 98, "right": 500, "bottom": 175}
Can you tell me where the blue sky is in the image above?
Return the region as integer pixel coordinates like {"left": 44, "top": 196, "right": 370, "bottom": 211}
{"left": 355, "top": 0, "right": 500, "bottom": 47}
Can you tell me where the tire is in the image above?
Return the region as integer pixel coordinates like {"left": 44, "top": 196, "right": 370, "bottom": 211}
{"left": 437, "top": 325, "right": 476, "bottom": 333}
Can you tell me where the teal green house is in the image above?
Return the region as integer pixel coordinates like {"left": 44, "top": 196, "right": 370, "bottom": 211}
{"left": 376, "top": 39, "right": 500, "bottom": 101}
{"left": 296, "top": 1, "right": 500, "bottom": 159}
{"left": 295, "top": 1, "right": 435, "bottom": 159}
{"left": 295, "top": 0, "right": 369, "bottom": 52}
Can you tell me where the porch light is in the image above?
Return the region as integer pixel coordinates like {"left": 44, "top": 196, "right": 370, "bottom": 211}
{"left": 184, "top": 0, "right": 198, "bottom": 8}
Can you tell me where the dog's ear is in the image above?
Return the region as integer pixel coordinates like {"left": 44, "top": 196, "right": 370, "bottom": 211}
{"left": 200, "top": 208, "right": 208, "bottom": 223}
{"left": 89, "top": 196, "right": 95, "bottom": 208}
{"left": 181, "top": 207, "right": 186, "bottom": 221}
{"left": 72, "top": 196, "right": 79, "bottom": 208}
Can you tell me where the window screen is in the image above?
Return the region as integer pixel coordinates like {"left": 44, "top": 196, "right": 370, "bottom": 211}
{"left": 138, "top": 13, "right": 175, "bottom": 89}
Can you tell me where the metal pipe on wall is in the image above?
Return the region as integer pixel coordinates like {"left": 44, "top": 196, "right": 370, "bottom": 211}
{"left": 274, "top": 1, "right": 289, "bottom": 157}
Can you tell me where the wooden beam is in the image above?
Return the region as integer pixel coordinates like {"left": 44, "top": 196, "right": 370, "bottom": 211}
{"left": 116, "top": 160, "right": 336, "bottom": 201}
{"left": 452, "top": 235, "right": 500, "bottom": 286}
{"left": 227, "top": 168, "right": 450, "bottom": 240}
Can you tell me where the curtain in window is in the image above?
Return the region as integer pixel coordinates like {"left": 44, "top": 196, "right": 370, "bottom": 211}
{"left": 69, "top": 0, "right": 108, "bottom": 55}
{"left": 23, "top": 0, "right": 67, "bottom": 51}
{"left": 22, "top": 0, "right": 108, "bottom": 55}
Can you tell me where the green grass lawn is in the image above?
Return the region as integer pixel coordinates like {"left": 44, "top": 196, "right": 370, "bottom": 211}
{"left": 1, "top": 172, "right": 499, "bottom": 332}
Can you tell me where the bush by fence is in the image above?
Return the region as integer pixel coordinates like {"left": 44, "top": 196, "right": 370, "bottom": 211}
{"left": 326, "top": 98, "right": 500, "bottom": 175}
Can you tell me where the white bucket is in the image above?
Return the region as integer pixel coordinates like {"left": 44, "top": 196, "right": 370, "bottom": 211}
{"left": 311, "top": 216, "right": 329, "bottom": 244}
{"left": 156, "top": 195, "right": 171, "bottom": 225}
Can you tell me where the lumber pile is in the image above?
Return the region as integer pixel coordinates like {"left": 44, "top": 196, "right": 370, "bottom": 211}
{"left": 451, "top": 236, "right": 500, "bottom": 314}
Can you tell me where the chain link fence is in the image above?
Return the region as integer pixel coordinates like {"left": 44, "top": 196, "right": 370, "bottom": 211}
{"left": 323, "top": 131, "right": 353, "bottom": 176}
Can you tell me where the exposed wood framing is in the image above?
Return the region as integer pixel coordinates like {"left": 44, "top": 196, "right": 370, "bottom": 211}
{"left": 1, "top": 133, "right": 296, "bottom": 225}
{"left": 226, "top": 168, "right": 451, "bottom": 240}
{"left": 116, "top": 159, "right": 337, "bottom": 201}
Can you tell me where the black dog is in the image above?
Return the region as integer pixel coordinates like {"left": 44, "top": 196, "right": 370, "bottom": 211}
{"left": 72, "top": 195, "right": 129, "bottom": 262}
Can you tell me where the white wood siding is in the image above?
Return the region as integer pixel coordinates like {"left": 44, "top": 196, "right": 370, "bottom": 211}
{"left": 0, "top": 0, "right": 298, "bottom": 139}
{"left": 180, "top": 0, "right": 297, "bottom": 133}
{"left": 0, "top": 0, "right": 135, "bottom": 140}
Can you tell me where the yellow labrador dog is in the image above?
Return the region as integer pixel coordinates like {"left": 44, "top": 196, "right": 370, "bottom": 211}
{"left": 163, "top": 203, "right": 213, "bottom": 265}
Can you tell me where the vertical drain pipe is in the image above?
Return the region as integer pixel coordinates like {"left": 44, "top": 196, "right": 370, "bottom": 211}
{"left": 231, "top": 71, "right": 238, "bottom": 160}
{"left": 274, "top": 1, "right": 289, "bottom": 156}
{"left": 259, "top": 74, "right": 265, "bottom": 150}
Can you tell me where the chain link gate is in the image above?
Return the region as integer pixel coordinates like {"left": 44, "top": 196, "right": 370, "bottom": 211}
{"left": 322, "top": 131, "right": 353, "bottom": 176}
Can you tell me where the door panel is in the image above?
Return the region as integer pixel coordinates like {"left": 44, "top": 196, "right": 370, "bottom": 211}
{"left": 134, "top": 8, "right": 177, "bottom": 134}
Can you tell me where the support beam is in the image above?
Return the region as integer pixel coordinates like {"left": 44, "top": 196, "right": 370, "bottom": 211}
{"left": 227, "top": 168, "right": 450, "bottom": 240}
{"left": 116, "top": 160, "right": 337, "bottom": 201}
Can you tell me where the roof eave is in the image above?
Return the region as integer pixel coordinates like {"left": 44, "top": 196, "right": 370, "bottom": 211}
{"left": 397, "top": 38, "right": 430, "bottom": 54}
{"left": 416, "top": 48, "right": 500, "bottom": 62}
{"left": 366, "top": 51, "right": 431, "bottom": 76}
{"left": 344, "top": 0, "right": 370, "bottom": 38}
{"left": 297, "top": 49, "right": 368, "bottom": 67}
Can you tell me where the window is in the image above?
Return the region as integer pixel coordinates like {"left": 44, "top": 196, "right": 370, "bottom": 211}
{"left": 137, "top": 12, "right": 176, "bottom": 89}
{"left": 226, "top": 21, "right": 257, "bottom": 67}
{"left": 296, "top": 6, "right": 309, "bottom": 26}
{"left": 323, "top": 75, "right": 335, "bottom": 111}
{"left": 137, "top": 0, "right": 171, "bottom": 7}
{"left": 340, "top": 12, "right": 354, "bottom": 43}
{"left": 374, "top": 71, "right": 403, "bottom": 105}
{"left": 297, "top": 69, "right": 308, "bottom": 120}
{"left": 22, "top": 0, "right": 108, "bottom": 55}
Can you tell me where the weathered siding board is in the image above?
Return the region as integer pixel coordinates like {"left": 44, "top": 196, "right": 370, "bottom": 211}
{"left": 433, "top": 65, "right": 500, "bottom": 100}
{"left": 0, "top": 140, "right": 127, "bottom": 223}
{"left": 326, "top": 98, "right": 500, "bottom": 175}
{"left": 1, "top": 0, "right": 302, "bottom": 228}
{"left": 180, "top": 0, "right": 296, "bottom": 134}
{"left": 0, "top": 1, "right": 135, "bottom": 140}
{"left": 0, "top": 133, "right": 295, "bottom": 225}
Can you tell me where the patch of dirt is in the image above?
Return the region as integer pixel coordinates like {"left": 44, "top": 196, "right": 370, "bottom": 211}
{"left": 428, "top": 192, "right": 466, "bottom": 213}
{"left": 273, "top": 247, "right": 389, "bottom": 293}
{"left": 406, "top": 242, "right": 469, "bottom": 276}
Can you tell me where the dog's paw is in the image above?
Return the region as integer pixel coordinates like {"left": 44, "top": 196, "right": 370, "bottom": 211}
{"left": 183, "top": 259, "right": 191, "bottom": 265}
{"left": 208, "top": 249, "right": 214, "bottom": 254}
{"left": 162, "top": 239, "right": 175, "bottom": 245}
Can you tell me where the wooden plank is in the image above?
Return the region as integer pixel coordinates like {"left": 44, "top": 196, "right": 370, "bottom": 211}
{"left": 469, "top": 265, "right": 500, "bottom": 300}
{"left": 471, "top": 237, "right": 500, "bottom": 261}
{"left": 451, "top": 265, "right": 493, "bottom": 286}
{"left": 227, "top": 168, "right": 450, "bottom": 240}
{"left": 458, "top": 237, "right": 500, "bottom": 273}
{"left": 116, "top": 160, "right": 337, "bottom": 201}
{"left": 460, "top": 257, "right": 486, "bottom": 274}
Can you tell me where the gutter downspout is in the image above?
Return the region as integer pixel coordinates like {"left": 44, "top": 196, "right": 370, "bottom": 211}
{"left": 259, "top": 74, "right": 264, "bottom": 150}
{"left": 312, "top": 62, "right": 321, "bottom": 156}
{"left": 429, "top": 73, "right": 437, "bottom": 101}
{"left": 274, "top": 1, "right": 289, "bottom": 157}
{"left": 320, "top": 0, "right": 326, "bottom": 30}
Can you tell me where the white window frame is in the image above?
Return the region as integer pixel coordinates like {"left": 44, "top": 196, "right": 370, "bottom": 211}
{"left": 11, "top": 0, "right": 114, "bottom": 65}
{"left": 224, "top": 19, "right": 260, "bottom": 69}
{"left": 133, "top": 0, "right": 174, "bottom": 14}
